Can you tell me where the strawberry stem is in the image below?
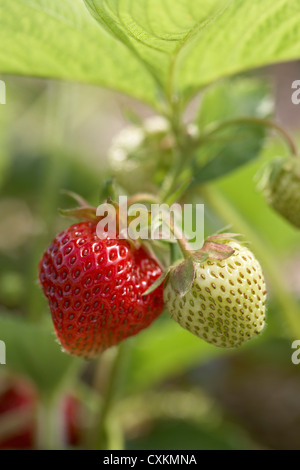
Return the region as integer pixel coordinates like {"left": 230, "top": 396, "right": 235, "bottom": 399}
{"left": 127, "top": 193, "right": 161, "bottom": 205}
{"left": 197, "top": 117, "right": 298, "bottom": 157}
{"left": 91, "top": 345, "right": 127, "bottom": 450}
{"left": 167, "top": 216, "right": 192, "bottom": 259}
{"left": 36, "top": 397, "right": 61, "bottom": 450}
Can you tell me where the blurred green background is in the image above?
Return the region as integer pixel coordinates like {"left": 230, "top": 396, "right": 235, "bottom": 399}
{"left": 1, "top": 62, "right": 300, "bottom": 450}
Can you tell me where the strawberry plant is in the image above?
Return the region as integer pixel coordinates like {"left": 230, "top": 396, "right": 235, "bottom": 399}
{"left": 1, "top": 0, "right": 300, "bottom": 451}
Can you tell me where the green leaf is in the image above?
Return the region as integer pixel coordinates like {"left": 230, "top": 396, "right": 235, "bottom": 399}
{"left": 2, "top": 1, "right": 300, "bottom": 107}
{"left": 198, "top": 77, "right": 272, "bottom": 130}
{"left": 0, "top": 313, "right": 82, "bottom": 396}
{"left": 0, "top": 0, "right": 158, "bottom": 106}
{"left": 176, "top": 0, "right": 300, "bottom": 101}
{"left": 84, "top": 0, "right": 230, "bottom": 90}
{"left": 192, "top": 121, "right": 266, "bottom": 184}
{"left": 85, "top": 0, "right": 300, "bottom": 104}
{"left": 189, "top": 77, "right": 271, "bottom": 184}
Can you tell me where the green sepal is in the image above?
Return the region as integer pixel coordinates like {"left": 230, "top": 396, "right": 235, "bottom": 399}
{"left": 205, "top": 232, "right": 242, "bottom": 243}
{"left": 169, "top": 257, "right": 195, "bottom": 298}
{"left": 143, "top": 270, "right": 170, "bottom": 296}
{"left": 191, "top": 241, "right": 234, "bottom": 263}
{"left": 58, "top": 206, "right": 98, "bottom": 221}
{"left": 100, "top": 177, "right": 117, "bottom": 201}
{"left": 60, "top": 189, "right": 90, "bottom": 208}
{"left": 142, "top": 256, "right": 196, "bottom": 297}
{"left": 59, "top": 190, "right": 99, "bottom": 221}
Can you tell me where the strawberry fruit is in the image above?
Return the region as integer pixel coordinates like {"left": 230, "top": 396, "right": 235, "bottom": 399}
{"left": 0, "top": 375, "right": 37, "bottom": 450}
{"left": 0, "top": 374, "right": 87, "bottom": 449}
{"left": 163, "top": 239, "right": 267, "bottom": 348}
{"left": 39, "top": 221, "right": 164, "bottom": 358}
{"left": 260, "top": 156, "right": 300, "bottom": 229}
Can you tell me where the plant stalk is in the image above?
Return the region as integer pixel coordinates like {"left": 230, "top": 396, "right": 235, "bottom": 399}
{"left": 196, "top": 117, "right": 298, "bottom": 157}
{"left": 91, "top": 345, "right": 126, "bottom": 450}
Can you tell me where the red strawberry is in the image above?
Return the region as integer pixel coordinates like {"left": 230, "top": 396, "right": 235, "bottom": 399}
{"left": 39, "top": 221, "right": 164, "bottom": 358}
{"left": 0, "top": 374, "right": 86, "bottom": 449}
{"left": 0, "top": 375, "right": 37, "bottom": 450}
{"left": 62, "top": 393, "right": 90, "bottom": 448}
{"left": 62, "top": 394, "right": 83, "bottom": 447}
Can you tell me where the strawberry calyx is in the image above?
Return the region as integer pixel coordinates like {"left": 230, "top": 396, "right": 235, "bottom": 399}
{"left": 58, "top": 190, "right": 99, "bottom": 222}
{"left": 168, "top": 257, "right": 195, "bottom": 297}
{"left": 58, "top": 190, "right": 168, "bottom": 258}
{"left": 58, "top": 206, "right": 99, "bottom": 221}
{"left": 144, "top": 232, "right": 242, "bottom": 297}
{"left": 189, "top": 233, "right": 242, "bottom": 263}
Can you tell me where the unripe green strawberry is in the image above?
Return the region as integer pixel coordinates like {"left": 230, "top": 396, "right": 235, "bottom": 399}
{"left": 261, "top": 156, "right": 300, "bottom": 228}
{"left": 163, "top": 240, "right": 267, "bottom": 348}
